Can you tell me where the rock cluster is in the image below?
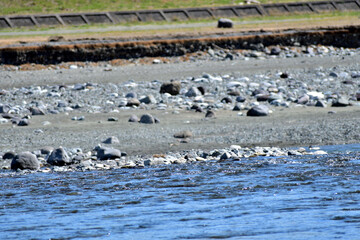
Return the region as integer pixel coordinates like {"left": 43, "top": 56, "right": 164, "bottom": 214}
{"left": 1, "top": 144, "right": 327, "bottom": 172}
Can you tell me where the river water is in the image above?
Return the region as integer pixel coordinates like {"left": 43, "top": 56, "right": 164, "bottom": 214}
{"left": 1, "top": 144, "right": 360, "bottom": 239}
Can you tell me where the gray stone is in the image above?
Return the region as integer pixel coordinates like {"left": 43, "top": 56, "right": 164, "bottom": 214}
{"left": 0, "top": 118, "right": 8, "bottom": 124}
{"left": 225, "top": 53, "right": 234, "bottom": 60}
{"left": 191, "top": 104, "right": 203, "bottom": 112}
{"left": 160, "top": 81, "right": 181, "bottom": 95}
{"left": 17, "top": 119, "right": 30, "bottom": 126}
{"left": 356, "top": 92, "right": 360, "bottom": 101}
{"left": 128, "top": 115, "right": 139, "bottom": 122}
{"left": 256, "top": 94, "right": 269, "bottom": 102}
{"left": 125, "top": 92, "right": 137, "bottom": 98}
{"left": 73, "top": 83, "right": 85, "bottom": 90}
{"left": 270, "top": 47, "right": 281, "bottom": 55}
{"left": 0, "top": 105, "right": 10, "bottom": 114}
{"left": 232, "top": 104, "right": 242, "bottom": 111}
{"left": 297, "top": 94, "right": 310, "bottom": 104}
{"left": 221, "top": 97, "right": 232, "bottom": 103}
{"left": 11, "top": 152, "right": 40, "bottom": 170}
{"left": 30, "top": 107, "right": 45, "bottom": 115}
{"left": 329, "top": 72, "right": 338, "bottom": 77}
{"left": 126, "top": 98, "right": 140, "bottom": 107}
{"left": 208, "top": 49, "right": 215, "bottom": 57}
{"left": 236, "top": 96, "right": 246, "bottom": 103}
{"left": 108, "top": 117, "right": 118, "bottom": 122}
{"left": 220, "top": 152, "right": 232, "bottom": 160}
{"left": 174, "top": 130, "right": 193, "bottom": 138}
{"left": 57, "top": 101, "right": 67, "bottom": 108}
{"left": 247, "top": 105, "right": 269, "bottom": 117}
{"left": 185, "top": 87, "right": 202, "bottom": 97}
{"left": 139, "top": 95, "right": 156, "bottom": 104}
{"left": 96, "top": 147, "right": 122, "bottom": 160}
{"left": 11, "top": 117, "right": 21, "bottom": 125}
{"left": 267, "top": 94, "right": 282, "bottom": 103}
{"left": 41, "top": 146, "right": 54, "bottom": 155}
{"left": 102, "top": 136, "right": 120, "bottom": 144}
{"left": 228, "top": 90, "right": 240, "bottom": 96}
{"left": 47, "top": 147, "right": 72, "bottom": 166}
{"left": 154, "top": 117, "right": 160, "bottom": 124}
{"left": 351, "top": 71, "right": 360, "bottom": 78}
{"left": 217, "top": 18, "right": 233, "bottom": 28}
{"left": 3, "top": 151, "right": 16, "bottom": 160}
{"left": 332, "top": 97, "right": 349, "bottom": 107}
{"left": 315, "top": 100, "right": 327, "bottom": 108}
{"left": 197, "top": 86, "right": 205, "bottom": 95}
{"left": 139, "top": 114, "right": 155, "bottom": 124}
{"left": 2, "top": 113, "right": 13, "bottom": 119}
{"left": 288, "top": 150, "right": 302, "bottom": 156}
{"left": 342, "top": 80, "right": 354, "bottom": 85}
{"left": 205, "top": 110, "right": 215, "bottom": 118}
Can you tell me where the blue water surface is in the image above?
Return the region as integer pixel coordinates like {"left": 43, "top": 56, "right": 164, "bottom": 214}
{"left": 1, "top": 144, "right": 360, "bottom": 240}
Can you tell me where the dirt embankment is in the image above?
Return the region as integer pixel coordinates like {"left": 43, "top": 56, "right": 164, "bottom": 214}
{"left": 1, "top": 25, "right": 360, "bottom": 65}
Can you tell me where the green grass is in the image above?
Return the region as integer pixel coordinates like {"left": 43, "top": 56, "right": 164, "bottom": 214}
{"left": 0, "top": 10, "right": 358, "bottom": 36}
{"left": 1, "top": 0, "right": 318, "bottom": 16}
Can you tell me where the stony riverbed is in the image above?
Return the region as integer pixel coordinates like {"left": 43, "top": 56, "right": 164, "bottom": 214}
{"left": 0, "top": 43, "right": 360, "bottom": 172}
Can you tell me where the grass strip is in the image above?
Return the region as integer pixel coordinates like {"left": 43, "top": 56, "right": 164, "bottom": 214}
{"left": 1, "top": 0, "right": 321, "bottom": 16}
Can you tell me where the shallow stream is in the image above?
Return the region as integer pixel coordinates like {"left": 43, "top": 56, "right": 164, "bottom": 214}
{"left": 1, "top": 144, "right": 360, "bottom": 239}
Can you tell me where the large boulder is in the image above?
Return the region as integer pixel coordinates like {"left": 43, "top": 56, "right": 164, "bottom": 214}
{"left": 217, "top": 18, "right": 233, "bottom": 28}
{"left": 11, "top": 152, "right": 40, "bottom": 170}
{"left": 96, "top": 147, "right": 122, "bottom": 160}
{"left": 47, "top": 147, "right": 72, "bottom": 166}
{"left": 247, "top": 105, "right": 269, "bottom": 117}
{"left": 160, "top": 81, "right": 181, "bottom": 95}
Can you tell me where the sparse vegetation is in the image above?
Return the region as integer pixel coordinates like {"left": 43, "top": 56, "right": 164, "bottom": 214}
{"left": 0, "top": 0, "right": 318, "bottom": 16}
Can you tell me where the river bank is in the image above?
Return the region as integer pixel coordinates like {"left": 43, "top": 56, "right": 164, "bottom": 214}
{"left": 0, "top": 44, "right": 360, "bottom": 172}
